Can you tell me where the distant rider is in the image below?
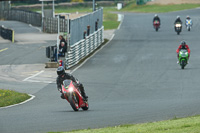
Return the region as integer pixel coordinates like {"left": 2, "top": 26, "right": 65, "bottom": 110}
{"left": 185, "top": 15, "right": 192, "bottom": 26}
{"left": 176, "top": 40, "right": 190, "bottom": 63}
{"left": 153, "top": 14, "right": 161, "bottom": 24}
{"left": 174, "top": 16, "right": 182, "bottom": 24}
{"left": 174, "top": 16, "right": 182, "bottom": 31}
{"left": 56, "top": 66, "right": 88, "bottom": 101}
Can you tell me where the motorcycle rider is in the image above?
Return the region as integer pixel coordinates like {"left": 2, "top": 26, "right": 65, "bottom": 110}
{"left": 174, "top": 16, "right": 182, "bottom": 24}
{"left": 185, "top": 15, "right": 192, "bottom": 26}
{"left": 153, "top": 14, "right": 161, "bottom": 24}
{"left": 174, "top": 16, "right": 182, "bottom": 30}
{"left": 56, "top": 66, "right": 88, "bottom": 101}
{"left": 176, "top": 40, "right": 190, "bottom": 64}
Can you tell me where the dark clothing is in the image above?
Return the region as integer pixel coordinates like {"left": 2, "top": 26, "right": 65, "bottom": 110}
{"left": 59, "top": 45, "right": 67, "bottom": 55}
{"left": 153, "top": 16, "right": 160, "bottom": 24}
{"left": 174, "top": 18, "right": 182, "bottom": 24}
{"left": 56, "top": 73, "right": 76, "bottom": 91}
{"left": 60, "top": 38, "right": 68, "bottom": 49}
{"left": 56, "top": 73, "right": 88, "bottom": 100}
{"left": 60, "top": 38, "right": 66, "bottom": 46}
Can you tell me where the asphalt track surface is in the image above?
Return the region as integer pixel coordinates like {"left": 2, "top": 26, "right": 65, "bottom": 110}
{"left": 1, "top": 8, "right": 200, "bottom": 133}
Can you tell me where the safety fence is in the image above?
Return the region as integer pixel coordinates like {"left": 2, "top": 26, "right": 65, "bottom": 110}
{"left": 0, "top": 25, "right": 14, "bottom": 42}
{"left": 70, "top": 8, "right": 103, "bottom": 45}
{"left": 0, "top": 9, "right": 42, "bottom": 27}
{"left": 65, "top": 27, "right": 103, "bottom": 69}
{"left": 43, "top": 17, "right": 68, "bottom": 33}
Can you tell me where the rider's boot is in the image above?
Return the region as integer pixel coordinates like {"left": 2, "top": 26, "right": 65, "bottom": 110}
{"left": 60, "top": 93, "right": 65, "bottom": 99}
{"left": 79, "top": 85, "right": 88, "bottom": 101}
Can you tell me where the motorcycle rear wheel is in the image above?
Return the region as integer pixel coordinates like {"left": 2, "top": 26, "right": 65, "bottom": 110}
{"left": 81, "top": 102, "right": 89, "bottom": 111}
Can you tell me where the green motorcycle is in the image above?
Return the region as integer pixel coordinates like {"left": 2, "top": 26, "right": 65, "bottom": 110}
{"left": 178, "top": 49, "right": 189, "bottom": 69}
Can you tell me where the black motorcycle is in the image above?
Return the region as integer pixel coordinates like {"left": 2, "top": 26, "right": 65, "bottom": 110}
{"left": 174, "top": 22, "right": 182, "bottom": 35}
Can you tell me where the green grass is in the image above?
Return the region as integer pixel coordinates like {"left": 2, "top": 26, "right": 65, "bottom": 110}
{"left": 103, "top": 10, "right": 120, "bottom": 30}
{"left": 49, "top": 115, "right": 200, "bottom": 133}
{"left": 0, "top": 89, "right": 31, "bottom": 107}
{"left": 122, "top": 3, "right": 200, "bottom": 13}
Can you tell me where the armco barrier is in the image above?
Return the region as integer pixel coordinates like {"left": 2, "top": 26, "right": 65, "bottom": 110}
{"left": 0, "top": 25, "right": 14, "bottom": 42}
{"left": 65, "top": 26, "right": 103, "bottom": 69}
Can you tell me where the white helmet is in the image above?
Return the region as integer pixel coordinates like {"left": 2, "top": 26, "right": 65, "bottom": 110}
{"left": 177, "top": 16, "right": 180, "bottom": 19}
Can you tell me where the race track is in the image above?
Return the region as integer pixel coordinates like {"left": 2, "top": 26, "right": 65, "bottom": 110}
{"left": 1, "top": 8, "right": 200, "bottom": 133}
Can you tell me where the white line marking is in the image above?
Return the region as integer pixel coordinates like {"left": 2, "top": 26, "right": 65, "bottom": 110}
{"left": 25, "top": 79, "right": 54, "bottom": 84}
{"left": 23, "top": 70, "right": 44, "bottom": 81}
{"left": 29, "top": 24, "right": 42, "bottom": 32}
{"left": 118, "top": 14, "right": 124, "bottom": 30}
{"left": 0, "top": 94, "right": 35, "bottom": 109}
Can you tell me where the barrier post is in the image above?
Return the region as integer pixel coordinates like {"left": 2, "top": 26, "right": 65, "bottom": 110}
{"left": 12, "top": 30, "right": 14, "bottom": 43}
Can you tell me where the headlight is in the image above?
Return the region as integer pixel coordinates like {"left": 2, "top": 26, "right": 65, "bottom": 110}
{"left": 68, "top": 87, "right": 73, "bottom": 92}
{"left": 180, "top": 52, "right": 183, "bottom": 54}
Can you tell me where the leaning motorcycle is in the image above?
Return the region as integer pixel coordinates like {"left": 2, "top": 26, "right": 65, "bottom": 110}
{"left": 185, "top": 19, "right": 192, "bottom": 31}
{"left": 178, "top": 49, "right": 189, "bottom": 69}
{"left": 62, "top": 79, "right": 89, "bottom": 111}
{"left": 153, "top": 20, "right": 160, "bottom": 32}
{"left": 175, "top": 22, "right": 182, "bottom": 35}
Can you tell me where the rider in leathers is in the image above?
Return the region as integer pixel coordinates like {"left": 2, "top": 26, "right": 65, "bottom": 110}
{"left": 174, "top": 16, "right": 182, "bottom": 31}
{"left": 176, "top": 40, "right": 190, "bottom": 64}
{"left": 153, "top": 14, "right": 161, "bottom": 24}
{"left": 56, "top": 66, "right": 88, "bottom": 100}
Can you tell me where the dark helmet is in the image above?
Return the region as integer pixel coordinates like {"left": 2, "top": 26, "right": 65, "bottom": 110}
{"left": 181, "top": 40, "right": 186, "bottom": 46}
{"left": 57, "top": 66, "right": 65, "bottom": 76}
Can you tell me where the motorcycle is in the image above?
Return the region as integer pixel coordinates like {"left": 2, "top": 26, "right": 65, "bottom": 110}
{"left": 153, "top": 20, "right": 160, "bottom": 32}
{"left": 185, "top": 19, "right": 192, "bottom": 31}
{"left": 178, "top": 49, "right": 189, "bottom": 69}
{"left": 62, "top": 79, "right": 89, "bottom": 111}
{"left": 175, "top": 22, "right": 182, "bottom": 35}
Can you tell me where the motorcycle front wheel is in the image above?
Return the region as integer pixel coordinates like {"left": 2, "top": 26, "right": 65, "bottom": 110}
{"left": 69, "top": 92, "right": 79, "bottom": 111}
{"left": 181, "top": 60, "right": 185, "bottom": 69}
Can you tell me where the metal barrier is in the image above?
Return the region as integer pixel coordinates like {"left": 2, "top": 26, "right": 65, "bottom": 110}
{"left": 65, "top": 26, "right": 103, "bottom": 69}
{"left": 43, "top": 17, "right": 68, "bottom": 33}
{"left": 0, "top": 9, "right": 42, "bottom": 27}
{"left": 70, "top": 8, "right": 103, "bottom": 46}
{"left": 0, "top": 25, "right": 14, "bottom": 42}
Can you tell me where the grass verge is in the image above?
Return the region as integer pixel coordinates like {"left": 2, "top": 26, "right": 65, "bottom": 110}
{"left": 49, "top": 115, "right": 200, "bottom": 133}
{"left": 103, "top": 10, "right": 120, "bottom": 30}
{"left": 0, "top": 89, "right": 31, "bottom": 107}
{"left": 122, "top": 3, "right": 200, "bottom": 13}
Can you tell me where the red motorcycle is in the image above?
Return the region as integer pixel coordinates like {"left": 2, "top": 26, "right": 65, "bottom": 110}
{"left": 153, "top": 20, "right": 160, "bottom": 31}
{"left": 62, "top": 79, "right": 89, "bottom": 111}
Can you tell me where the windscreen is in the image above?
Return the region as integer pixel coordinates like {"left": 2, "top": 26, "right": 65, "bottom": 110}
{"left": 63, "top": 79, "right": 71, "bottom": 87}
